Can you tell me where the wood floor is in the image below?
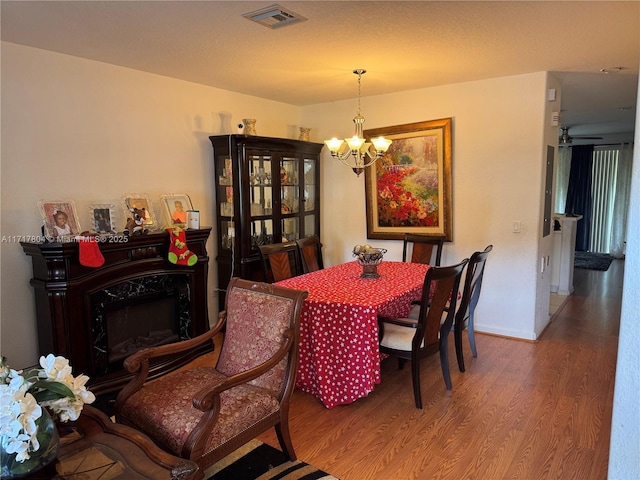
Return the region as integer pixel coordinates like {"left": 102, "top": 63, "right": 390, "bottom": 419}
{"left": 258, "top": 260, "right": 623, "bottom": 480}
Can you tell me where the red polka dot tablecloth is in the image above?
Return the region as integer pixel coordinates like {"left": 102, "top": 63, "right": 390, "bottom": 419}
{"left": 276, "top": 261, "right": 430, "bottom": 408}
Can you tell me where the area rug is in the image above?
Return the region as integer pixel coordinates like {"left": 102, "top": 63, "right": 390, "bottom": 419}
{"left": 574, "top": 251, "right": 613, "bottom": 271}
{"left": 205, "top": 439, "right": 339, "bottom": 480}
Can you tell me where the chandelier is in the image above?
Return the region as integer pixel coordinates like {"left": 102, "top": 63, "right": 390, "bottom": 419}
{"left": 324, "top": 69, "right": 392, "bottom": 177}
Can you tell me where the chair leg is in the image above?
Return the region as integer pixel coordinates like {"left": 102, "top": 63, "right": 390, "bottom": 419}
{"left": 439, "top": 336, "right": 452, "bottom": 390}
{"left": 275, "top": 419, "right": 297, "bottom": 461}
{"left": 411, "top": 357, "right": 423, "bottom": 409}
{"left": 454, "top": 317, "right": 465, "bottom": 373}
{"left": 398, "top": 357, "right": 406, "bottom": 370}
{"left": 468, "top": 311, "right": 477, "bottom": 357}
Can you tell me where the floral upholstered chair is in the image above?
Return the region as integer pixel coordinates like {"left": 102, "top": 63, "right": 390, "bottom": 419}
{"left": 115, "top": 277, "right": 308, "bottom": 474}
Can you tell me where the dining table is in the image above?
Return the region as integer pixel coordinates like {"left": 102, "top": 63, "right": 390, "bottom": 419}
{"left": 275, "top": 260, "right": 430, "bottom": 409}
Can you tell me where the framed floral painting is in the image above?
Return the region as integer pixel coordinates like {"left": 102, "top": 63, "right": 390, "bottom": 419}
{"left": 364, "top": 118, "right": 453, "bottom": 241}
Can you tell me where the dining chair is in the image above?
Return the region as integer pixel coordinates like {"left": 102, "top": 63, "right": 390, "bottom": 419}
{"left": 296, "top": 235, "right": 324, "bottom": 274}
{"left": 453, "top": 245, "right": 493, "bottom": 372}
{"left": 115, "top": 277, "right": 308, "bottom": 472}
{"left": 402, "top": 234, "right": 445, "bottom": 266}
{"left": 378, "top": 259, "right": 468, "bottom": 409}
{"left": 258, "top": 241, "right": 302, "bottom": 282}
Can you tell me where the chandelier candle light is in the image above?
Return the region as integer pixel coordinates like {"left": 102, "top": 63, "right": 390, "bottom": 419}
{"left": 324, "top": 69, "right": 392, "bottom": 177}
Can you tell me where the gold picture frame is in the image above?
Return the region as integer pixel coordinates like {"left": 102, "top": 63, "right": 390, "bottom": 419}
{"left": 364, "top": 118, "right": 453, "bottom": 241}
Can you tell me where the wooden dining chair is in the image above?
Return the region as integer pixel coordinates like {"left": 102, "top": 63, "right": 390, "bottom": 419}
{"left": 453, "top": 245, "right": 493, "bottom": 372}
{"left": 258, "top": 241, "right": 302, "bottom": 283}
{"left": 402, "top": 234, "right": 445, "bottom": 266}
{"left": 378, "top": 259, "right": 468, "bottom": 409}
{"left": 296, "top": 235, "right": 324, "bottom": 274}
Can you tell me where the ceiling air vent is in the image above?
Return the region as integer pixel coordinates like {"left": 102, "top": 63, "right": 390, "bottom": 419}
{"left": 242, "top": 4, "right": 307, "bottom": 29}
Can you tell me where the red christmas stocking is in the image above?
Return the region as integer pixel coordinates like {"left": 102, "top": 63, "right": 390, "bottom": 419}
{"left": 78, "top": 236, "right": 105, "bottom": 268}
{"left": 166, "top": 226, "right": 197, "bottom": 266}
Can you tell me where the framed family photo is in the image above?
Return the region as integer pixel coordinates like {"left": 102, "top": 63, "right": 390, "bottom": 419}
{"left": 122, "top": 193, "right": 157, "bottom": 229}
{"left": 89, "top": 203, "right": 117, "bottom": 234}
{"left": 161, "top": 193, "right": 194, "bottom": 226}
{"left": 38, "top": 200, "right": 81, "bottom": 239}
{"left": 364, "top": 118, "right": 453, "bottom": 241}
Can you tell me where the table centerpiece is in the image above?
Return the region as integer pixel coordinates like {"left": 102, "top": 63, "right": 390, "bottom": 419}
{"left": 353, "top": 244, "right": 388, "bottom": 279}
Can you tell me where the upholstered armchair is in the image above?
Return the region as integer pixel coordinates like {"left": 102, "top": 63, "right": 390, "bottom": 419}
{"left": 115, "top": 277, "right": 308, "bottom": 474}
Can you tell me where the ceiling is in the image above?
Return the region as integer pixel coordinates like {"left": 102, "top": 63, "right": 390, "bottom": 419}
{"left": 2, "top": 1, "right": 638, "bottom": 145}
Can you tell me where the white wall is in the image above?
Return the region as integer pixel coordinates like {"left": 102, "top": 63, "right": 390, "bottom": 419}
{"left": 608, "top": 77, "right": 640, "bottom": 479}
{"left": 302, "top": 72, "right": 552, "bottom": 341}
{"left": 0, "top": 42, "right": 301, "bottom": 368}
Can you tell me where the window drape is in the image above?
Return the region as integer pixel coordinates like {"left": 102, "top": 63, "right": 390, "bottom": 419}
{"left": 555, "top": 146, "right": 572, "bottom": 214}
{"left": 609, "top": 143, "right": 634, "bottom": 258}
{"left": 565, "top": 145, "right": 594, "bottom": 252}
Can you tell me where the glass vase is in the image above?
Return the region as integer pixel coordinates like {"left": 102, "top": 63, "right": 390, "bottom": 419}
{"left": 0, "top": 408, "right": 60, "bottom": 479}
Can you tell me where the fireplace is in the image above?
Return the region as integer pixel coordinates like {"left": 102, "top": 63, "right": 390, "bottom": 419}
{"left": 21, "top": 228, "right": 212, "bottom": 396}
{"left": 92, "top": 274, "right": 191, "bottom": 370}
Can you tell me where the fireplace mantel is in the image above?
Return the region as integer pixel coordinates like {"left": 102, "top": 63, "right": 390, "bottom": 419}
{"left": 21, "top": 228, "right": 212, "bottom": 396}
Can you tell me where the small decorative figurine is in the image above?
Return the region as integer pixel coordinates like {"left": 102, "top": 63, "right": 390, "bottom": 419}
{"left": 123, "top": 206, "right": 148, "bottom": 236}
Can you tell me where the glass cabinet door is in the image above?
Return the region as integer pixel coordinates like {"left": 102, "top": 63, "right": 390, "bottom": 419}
{"left": 280, "top": 157, "right": 299, "bottom": 214}
{"left": 280, "top": 157, "right": 300, "bottom": 241}
{"left": 248, "top": 154, "right": 273, "bottom": 248}
{"left": 217, "top": 156, "right": 234, "bottom": 250}
{"left": 304, "top": 214, "right": 317, "bottom": 237}
{"left": 281, "top": 218, "right": 299, "bottom": 242}
{"left": 303, "top": 158, "right": 316, "bottom": 212}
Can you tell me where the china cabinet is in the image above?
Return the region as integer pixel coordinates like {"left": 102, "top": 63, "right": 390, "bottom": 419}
{"left": 209, "top": 135, "right": 322, "bottom": 304}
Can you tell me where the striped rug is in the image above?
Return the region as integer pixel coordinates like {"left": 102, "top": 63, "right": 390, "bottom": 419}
{"left": 205, "top": 439, "right": 339, "bottom": 480}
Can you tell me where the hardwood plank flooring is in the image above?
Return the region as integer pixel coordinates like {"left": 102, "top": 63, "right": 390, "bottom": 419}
{"left": 256, "top": 260, "right": 623, "bottom": 480}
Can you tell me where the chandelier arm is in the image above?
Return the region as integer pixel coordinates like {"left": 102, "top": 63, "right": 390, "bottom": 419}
{"left": 335, "top": 153, "right": 381, "bottom": 169}
{"left": 331, "top": 149, "right": 354, "bottom": 163}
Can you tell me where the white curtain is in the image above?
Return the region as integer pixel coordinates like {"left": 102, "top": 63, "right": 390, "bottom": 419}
{"left": 609, "top": 143, "right": 634, "bottom": 258}
{"left": 555, "top": 146, "right": 572, "bottom": 214}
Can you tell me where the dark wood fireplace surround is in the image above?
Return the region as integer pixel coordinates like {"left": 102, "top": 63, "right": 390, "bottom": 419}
{"left": 21, "top": 228, "right": 213, "bottom": 397}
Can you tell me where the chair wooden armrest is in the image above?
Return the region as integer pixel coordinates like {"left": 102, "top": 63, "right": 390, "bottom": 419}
{"left": 177, "top": 328, "right": 297, "bottom": 459}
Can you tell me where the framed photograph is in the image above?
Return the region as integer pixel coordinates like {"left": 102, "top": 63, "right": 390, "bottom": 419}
{"left": 160, "top": 193, "right": 194, "bottom": 226}
{"left": 364, "top": 118, "right": 453, "bottom": 241}
{"left": 89, "top": 203, "right": 117, "bottom": 234}
{"left": 122, "top": 193, "right": 157, "bottom": 229}
{"left": 38, "top": 200, "right": 81, "bottom": 239}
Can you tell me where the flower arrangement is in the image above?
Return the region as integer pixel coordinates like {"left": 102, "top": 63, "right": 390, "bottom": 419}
{"left": 0, "top": 354, "right": 95, "bottom": 463}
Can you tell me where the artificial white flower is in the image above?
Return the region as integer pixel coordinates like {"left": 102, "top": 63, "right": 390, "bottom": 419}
{"left": 39, "top": 354, "right": 72, "bottom": 383}
{"left": 0, "top": 355, "right": 94, "bottom": 462}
